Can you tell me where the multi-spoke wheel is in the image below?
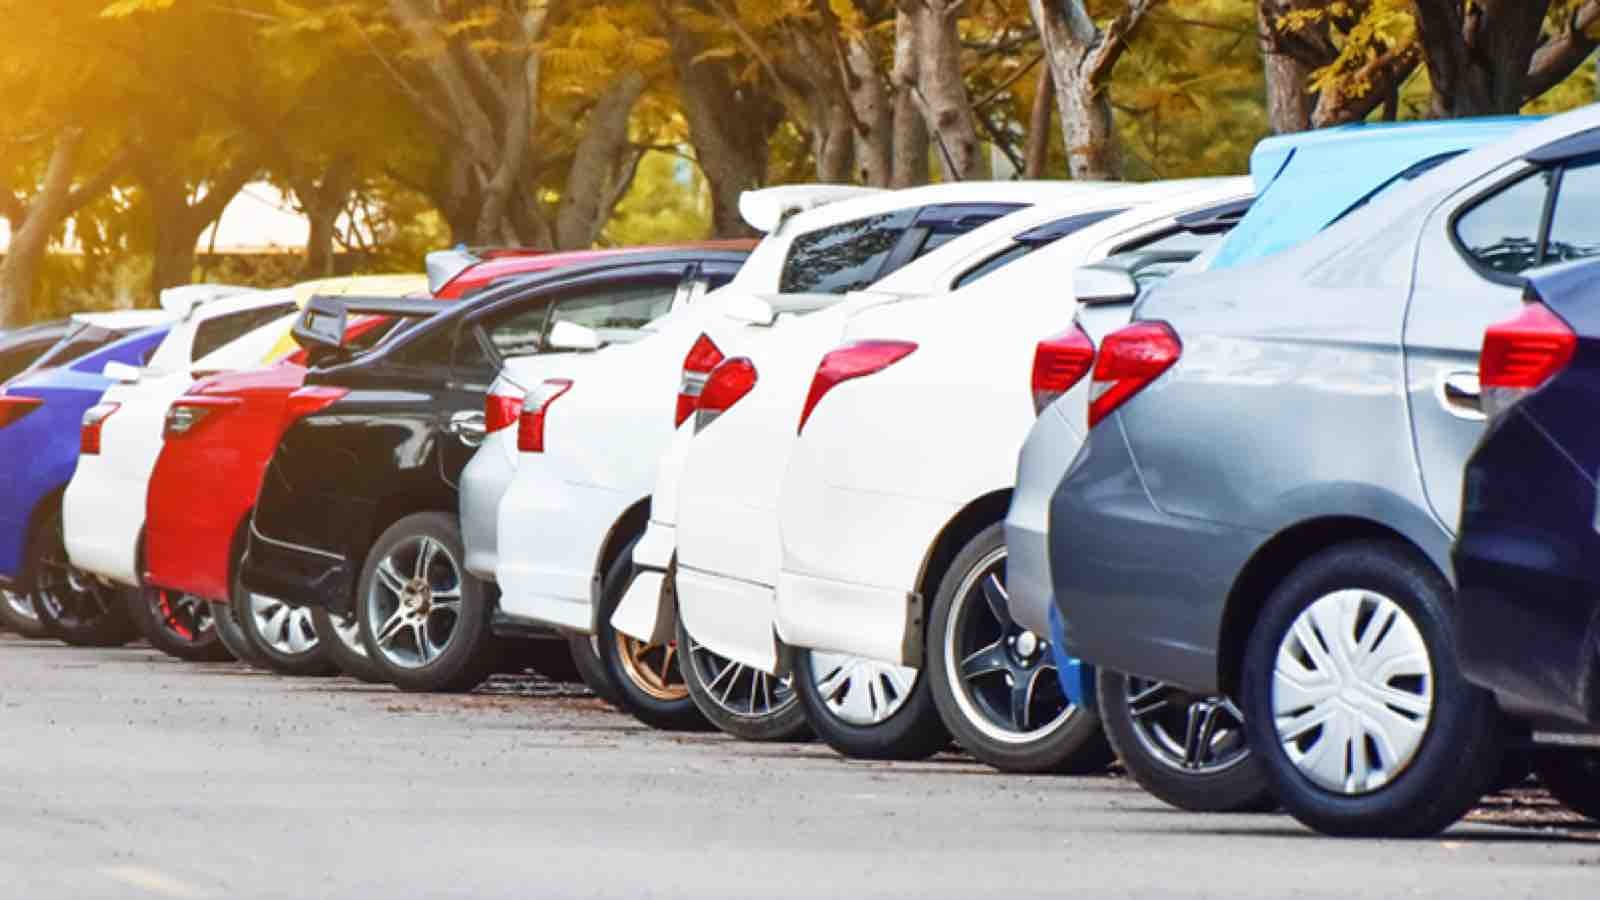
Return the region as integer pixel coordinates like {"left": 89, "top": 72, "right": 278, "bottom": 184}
{"left": 679, "top": 611, "right": 808, "bottom": 742}
{"left": 0, "top": 587, "right": 49, "bottom": 639}
{"left": 356, "top": 513, "right": 498, "bottom": 692}
{"left": 793, "top": 648, "right": 948, "bottom": 761}
{"left": 596, "top": 538, "right": 705, "bottom": 730}
{"left": 1241, "top": 541, "right": 1503, "bottom": 837}
{"left": 129, "top": 587, "right": 233, "bottom": 662}
{"left": 310, "top": 606, "right": 388, "bottom": 683}
{"left": 28, "top": 505, "right": 137, "bottom": 647}
{"left": 927, "top": 525, "right": 1111, "bottom": 773}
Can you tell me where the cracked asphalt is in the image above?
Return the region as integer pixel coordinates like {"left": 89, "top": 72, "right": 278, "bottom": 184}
{"left": 2, "top": 633, "right": 1597, "bottom": 899}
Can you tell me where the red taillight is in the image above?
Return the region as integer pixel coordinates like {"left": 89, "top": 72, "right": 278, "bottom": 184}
{"left": 164, "top": 396, "right": 241, "bottom": 439}
{"left": 1480, "top": 301, "right": 1576, "bottom": 421}
{"left": 695, "top": 358, "right": 757, "bottom": 431}
{"left": 676, "top": 334, "right": 725, "bottom": 426}
{"left": 485, "top": 393, "right": 523, "bottom": 433}
{"left": 518, "top": 379, "right": 573, "bottom": 453}
{"left": 284, "top": 386, "right": 350, "bottom": 424}
{"left": 0, "top": 394, "right": 42, "bottom": 428}
{"left": 1032, "top": 325, "right": 1096, "bottom": 416}
{"left": 80, "top": 402, "right": 120, "bottom": 455}
{"left": 1088, "top": 321, "right": 1181, "bottom": 428}
{"left": 798, "top": 340, "right": 917, "bottom": 434}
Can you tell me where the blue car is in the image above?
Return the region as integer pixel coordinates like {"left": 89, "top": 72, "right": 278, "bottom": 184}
{"left": 0, "top": 320, "right": 172, "bottom": 645}
{"left": 1455, "top": 259, "right": 1600, "bottom": 822}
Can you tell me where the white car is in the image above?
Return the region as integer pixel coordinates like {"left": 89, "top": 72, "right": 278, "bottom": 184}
{"left": 488, "top": 181, "right": 1074, "bottom": 727}
{"left": 660, "top": 180, "right": 1252, "bottom": 766}
{"left": 61, "top": 277, "right": 421, "bottom": 662}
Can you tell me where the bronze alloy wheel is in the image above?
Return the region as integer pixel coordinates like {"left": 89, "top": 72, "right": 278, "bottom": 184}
{"left": 614, "top": 633, "right": 688, "bottom": 702}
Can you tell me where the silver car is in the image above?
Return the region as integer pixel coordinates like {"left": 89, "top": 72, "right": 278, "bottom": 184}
{"left": 1045, "top": 104, "right": 1600, "bottom": 837}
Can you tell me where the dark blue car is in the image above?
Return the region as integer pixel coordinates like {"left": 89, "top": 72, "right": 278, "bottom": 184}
{"left": 1455, "top": 259, "right": 1600, "bottom": 821}
{"left": 0, "top": 321, "right": 172, "bottom": 645}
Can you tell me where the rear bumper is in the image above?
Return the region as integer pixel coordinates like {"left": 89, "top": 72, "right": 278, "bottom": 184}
{"left": 460, "top": 430, "right": 516, "bottom": 582}
{"left": 62, "top": 465, "right": 143, "bottom": 587}
{"left": 495, "top": 461, "right": 630, "bottom": 633}
{"left": 1005, "top": 404, "right": 1081, "bottom": 637}
{"left": 775, "top": 569, "right": 916, "bottom": 667}
{"left": 239, "top": 523, "right": 353, "bottom": 612}
{"left": 676, "top": 565, "right": 781, "bottom": 674}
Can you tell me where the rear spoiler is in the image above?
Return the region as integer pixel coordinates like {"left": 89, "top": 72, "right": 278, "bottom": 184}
{"left": 158, "top": 283, "right": 258, "bottom": 319}
{"left": 292, "top": 294, "right": 443, "bottom": 363}
{"left": 425, "top": 246, "right": 550, "bottom": 295}
{"left": 1074, "top": 250, "right": 1201, "bottom": 306}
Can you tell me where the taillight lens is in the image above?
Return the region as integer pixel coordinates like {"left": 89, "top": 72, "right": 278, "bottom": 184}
{"left": 1088, "top": 321, "right": 1181, "bottom": 428}
{"left": 0, "top": 394, "right": 42, "bottom": 428}
{"left": 284, "top": 386, "right": 351, "bottom": 425}
{"left": 695, "top": 358, "right": 757, "bottom": 432}
{"left": 798, "top": 340, "right": 917, "bottom": 434}
{"left": 518, "top": 379, "right": 573, "bottom": 453}
{"left": 485, "top": 393, "right": 523, "bottom": 433}
{"left": 1480, "top": 301, "right": 1576, "bottom": 422}
{"left": 1032, "top": 325, "right": 1096, "bottom": 415}
{"left": 676, "top": 334, "right": 725, "bottom": 426}
{"left": 164, "top": 396, "right": 241, "bottom": 439}
{"left": 80, "top": 402, "right": 120, "bottom": 455}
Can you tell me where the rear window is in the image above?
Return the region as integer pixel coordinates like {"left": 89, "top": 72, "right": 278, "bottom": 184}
{"left": 192, "top": 303, "right": 297, "bottom": 360}
{"left": 28, "top": 323, "right": 120, "bottom": 372}
{"left": 780, "top": 209, "right": 916, "bottom": 294}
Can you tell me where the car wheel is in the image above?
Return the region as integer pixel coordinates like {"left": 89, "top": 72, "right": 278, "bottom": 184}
{"left": 1097, "top": 669, "right": 1273, "bottom": 811}
{"left": 310, "top": 606, "right": 388, "bottom": 684}
{"left": 1240, "top": 540, "right": 1504, "bottom": 837}
{"left": 597, "top": 537, "right": 705, "bottom": 730}
{"left": 0, "top": 588, "right": 49, "bottom": 638}
{"left": 678, "top": 612, "right": 809, "bottom": 742}
{"left": 29, "top": 506, "right": 137, "bottom": 647}
{"left": 569, "top": 632, "right": 625, "bottom": 707}
{"left": 1533, "top": 750, "right": 1600, "bottom": 821}
{"left": 211, "top": 599, "right": 268, "bottom": 667}
{"left": 231, "top": 569, "right": 337, "bottom": 677}
{"left": 128, "top": 587, "right": 233, "bottom": 662}
{"left": 793, "top": 649, "right": 948, "bottom": 761}
{"left": 357, "top": 512, "right": 500, "bottom": 693}
{"left": 928, "top": 524, "right": 1111, "bottom": 774}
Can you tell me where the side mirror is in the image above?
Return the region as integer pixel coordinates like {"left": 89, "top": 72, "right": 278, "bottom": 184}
{"left": 1073, "top": 264, "right": 1141, "bottom": 305}
{"left": 724, "top": 294, "right": 776, "bottom": 327}
{"left": 291, "top": 298, "right": 349, "bottom": 366}
{"left": 547, "top": 320, "right": 602, "bottom": 352}
{"left": 102, "top": 361, "right": 141, "bottom": 384}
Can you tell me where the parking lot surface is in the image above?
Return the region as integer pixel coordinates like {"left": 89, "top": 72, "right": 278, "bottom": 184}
{"left": 1, "top": 634, "right": 1596, "bottom": 899}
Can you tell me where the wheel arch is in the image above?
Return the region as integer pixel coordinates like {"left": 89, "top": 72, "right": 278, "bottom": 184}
{"left": 588, "top": 497, "right": 652, "bottom": 632}
{"left": 20, "top": 485, "right": 69, "bottom": 586}
{"left": 909, "top": 489, "right": 1013, "bottom": 654}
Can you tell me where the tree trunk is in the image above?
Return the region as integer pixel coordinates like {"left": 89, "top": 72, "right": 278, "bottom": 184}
{"left": 555, "top": 72, "right": 648, "bottom": 250}
{"left": 889, "top": 9, "right": 931, "bottom": 188}
{"left": 900, "top": 1, "right": 990, "bottom": 181}
{"left": 1024, "top": 65, "right": 1055, "bottom": 178}
{"left": 1256, "top": 1, "right": 1315, "bottom": 133}
{"left": 845, "top": 35, "right": 894, "bottom": 188}
{"left": 295, "top": 157, "right": 355, "bottom": 280}
{"left": 137, "top": 154, "right": 257, "bottom": 295}
{"left": 0, "top": 132, "right": 85, "bottom": 327}
{"left": 1413, "top": 0, "right": 1549, "bottom": 116}
{"left": 814, "top": 98, "right": 858, "bottom": 183}
{"left": 1029, "top": 0, "right": 1158, "bottom": 181}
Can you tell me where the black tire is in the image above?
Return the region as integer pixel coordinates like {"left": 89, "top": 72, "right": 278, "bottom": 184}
{"left": 1533, "top": 750, "right": 1600, "bottom": 821}
{"left": 212, "top": 599, "right": 269, "bottom": 668}
{"left": 310, "top": 606, "right": 389, "bottom": 684}
{"left": 793, "top": 648, "right": 948, "bottom": 761}
{"left": 1097, "top": 669, "right": 1274, "bottom": 811}
{"left": 356, "top": 512, "right": 500, "bottom": 693}
{"left": 928, "top": 524, "right": 1111, "bottom": 774}
{"left": 0, "top": 589, "right": 50, "bottom": 639}
{"left": 28, "top": 505, "right": 138, "bottom": 647}
{"left": 597, "top": 536, "right": 706, "bottom": 730}
{"left": 678, "top": 610, "right": 810, "bottom": 742}
{"left": 128, "top": 587, "right": 233, "bottom": 662}
{"left": 569, "top": 632, "right": 625, "bottom": 707}
{"left": 231, "top": 568, "right": 338, "bottom": 677}
{"left": 1240, "top": 540, "right": 1504, "bottom": 837}
{"left": 515, "top": 637, "right": 582, "bottom": 683}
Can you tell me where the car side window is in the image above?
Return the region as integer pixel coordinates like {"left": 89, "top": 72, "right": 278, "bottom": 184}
{"left": 543, "top": 280, "right": 679, "bottom": 346}
{"left": 953, "top": 245, "right": 1032, "bottom": 289}
{"left": 1454, "top": 170, "right": 1556, "bottom": 276}
{"left": 780, "top": 209, "right": 916, "bottom": 294}
{"left": 1545, "top": 161, "right": 1600, "bottom": 267}
{"left": 191, "top": 303, "right": 298, "bottom": 360}
{"left": 481, "top": 305, "right": 551, "bottom": 359}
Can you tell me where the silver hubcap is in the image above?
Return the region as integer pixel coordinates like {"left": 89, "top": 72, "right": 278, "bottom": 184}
{"left": 1125, "top": 678, "right": 1251, "bottom": 774}
{"left": 942, "top": 547, "right": 1073, "bottom": 744}
{"left": 685, "top": 634, "right": 795, "bottom": 719}
{"left": 3, "top": 589, "right": 38, "bottom": 623}
{"left": 249, "top": 594, "right": 319, "bottom": 655}
{"left": 329, "top": 609, "right": 369, "bottom": 659}
{"left": 1272, "top": 589, "right": 1434, "bottom": 795}
{"left": 808, "top": 651, "right": 918, "bottom": 726}
{"left": 366, "top": 536, "right": 462, "bottom": 670}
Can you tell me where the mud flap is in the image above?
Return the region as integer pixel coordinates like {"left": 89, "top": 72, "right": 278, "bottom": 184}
{"left": 611, "top": 570, "right": 674, "bottom": 644}
{"left": 1049, "top": 604, "right": 1096, "bottom": 711}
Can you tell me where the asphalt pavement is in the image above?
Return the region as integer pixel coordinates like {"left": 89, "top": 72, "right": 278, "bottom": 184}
{"left": 1, "top": 633, "right": 1596, "bottom": 899}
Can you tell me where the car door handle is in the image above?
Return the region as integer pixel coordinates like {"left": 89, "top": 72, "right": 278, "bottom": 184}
{"left": 1436, "top": 371, "right": 1485, "bottom": 422}
{"left": 448, "top": 411, "right": 487, "bottom": 447}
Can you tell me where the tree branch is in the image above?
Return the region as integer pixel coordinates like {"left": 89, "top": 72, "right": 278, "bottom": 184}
{"left": 1525, "top": 0, "right": 1600, "bottom": 102}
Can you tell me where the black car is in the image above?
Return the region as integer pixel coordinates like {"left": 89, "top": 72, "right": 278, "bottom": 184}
{"left": 240, "top": 249, "right": 749, "bottom": 691}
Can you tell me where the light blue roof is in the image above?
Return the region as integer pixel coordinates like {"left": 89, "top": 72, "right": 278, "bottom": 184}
{"left": 1208, "top": 116, "right": 1541, "bottom": 270}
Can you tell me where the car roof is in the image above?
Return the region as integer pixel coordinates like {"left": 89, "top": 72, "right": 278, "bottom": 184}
{"left": 71, "top": 309, "right": 178, "bottom": 331}
{"left": 774, "top": 180, "right": 1123, "bottom": 238}
{"left": 438, "top": 241, "right": 755, "bottom": 299}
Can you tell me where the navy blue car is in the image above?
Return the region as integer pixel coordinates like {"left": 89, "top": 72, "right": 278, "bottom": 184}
{"left": 1454, "top": 259, "right": 1600, "bottom": 821}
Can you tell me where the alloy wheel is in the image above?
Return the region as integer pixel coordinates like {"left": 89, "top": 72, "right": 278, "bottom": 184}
{"left": 684, "top": 634, "right": 794, "bottom": 718}
{"left": 366, "top": 535, "right": 463, "bottom": 669}
{"left": 808, "top": 651, "right": 919, "bottom": 726}
{"left": 615, "top": 633, "right": 688, "bottom": 702}
{"left": 328, "top": 609, "right": 370, "bottom": 659}
{"left": 34, "top": 552, "right": 117, "bottom": 630}
{"left": 1271, "top": 588, "right": 1434, "bottom": 794}
{"left": 249, "top": 594, "right": 320, "bottom": 656}
{"left": 151, "top": 590, "right": 214, "bottom": 643}
{"left": 1125, "top": 678, "right": 1251, "bottom": 774}
{"left": 3, "top": 589, "right": 40, "bottom": 625}
{"left": 942, "top": 547, "right": 1073, "bottom": 744}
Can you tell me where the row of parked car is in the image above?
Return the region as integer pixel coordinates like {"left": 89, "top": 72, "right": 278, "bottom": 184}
{"left": 5, "top": 103, "right": 1600, "bottom": 839}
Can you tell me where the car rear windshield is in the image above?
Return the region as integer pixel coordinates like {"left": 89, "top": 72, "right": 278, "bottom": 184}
{"left": 26, "top": 322, "right": 121, "bottom": 373}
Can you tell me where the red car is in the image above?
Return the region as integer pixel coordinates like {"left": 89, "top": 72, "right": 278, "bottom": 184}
{"left": 143, "top": 244, "right": 751, "bottom": 675}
